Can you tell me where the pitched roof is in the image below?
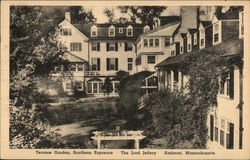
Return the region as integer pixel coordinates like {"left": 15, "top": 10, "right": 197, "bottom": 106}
{"left": 138, "top": 22, "right": 181, "bottom": 40}
{"left": 156, "top": 39, "right": 243, "bottom": 68}
{"left": 188, "top": 29, "right": 198, "bottom": 35}
{"left": 73, "top": 23, "right": 145, "bottom": 41}
{"left": 200, "top": 21, "right": 212, "bottom": 28}
{"left": 65, "top": 52, "right": 87, "bottom": 63}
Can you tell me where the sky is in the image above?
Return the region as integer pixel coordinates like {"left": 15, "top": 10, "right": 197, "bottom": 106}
{"left": 85, "top": 6, "right": 180, "bottom": 23}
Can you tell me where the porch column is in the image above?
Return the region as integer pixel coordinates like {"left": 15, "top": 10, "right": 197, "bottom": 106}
{"left": 170, "top": 70, "right": 174, "bottom": 91}
{"left": 134, "top": 139, "right": 140, "bottom": 149}
{"left": 97, "top": 139, "right": 101, "bottom": 149}
{"left": 178, "top": 71, "right": 182, "bottom": 90}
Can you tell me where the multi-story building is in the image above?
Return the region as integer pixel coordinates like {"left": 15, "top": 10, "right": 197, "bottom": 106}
{"left": 54, "top": 12, "right": 145, "bottom": 95}
{"left": 135, "top": 21, "right": 180, "bottom": 72}
{"left": 155, "top": 6, "right": 244, "bottom": 149}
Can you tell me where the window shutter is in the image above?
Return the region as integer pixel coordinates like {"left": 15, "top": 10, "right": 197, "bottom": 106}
{"left": 125, "top": 42, "right": 128, "bottom": 51}
{"left": 229, "top": 67, "right": 234, "bottom": 99}
{"left": 115, "top": 58, "right": 118, "bottom": 71}
{"left": 115, "top": 43, "right": 118, "bottom": 51}
{"left": 107, "top": 58, "right": 110, "bottom": 71}
{"left": 97, "top": 43, "right": 100, "bottom": 51}
{"left": 97, "top": 58, "right": 100, "bottom": 71}
{"left": 70, "top": 43, "right": 73, "bottom": 51}
{"left": 79, "top": 43, "right": 82, "bottom": 51}
{"left": 106, "top": 43, "right": 109, "bottom": 51}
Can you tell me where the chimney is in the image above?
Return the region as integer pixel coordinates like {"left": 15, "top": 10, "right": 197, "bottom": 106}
{"left": 180, "top": 6, "right": 199, "bottom": 32}
{"left": 65, "top": 12, "right": 71, "bottom": 23}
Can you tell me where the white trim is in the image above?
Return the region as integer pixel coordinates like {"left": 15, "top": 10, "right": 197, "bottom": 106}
{"left": 59, "top": 20, "right": 89, "bottom": 40}
{"left": 91, "top": 25, "right": 98, "bottom": 37}
{"left": 109, "top": 25, "right": 115, "bottom": 37}
{"left": 127, "top": 25, "right": 133, "bottom": 37}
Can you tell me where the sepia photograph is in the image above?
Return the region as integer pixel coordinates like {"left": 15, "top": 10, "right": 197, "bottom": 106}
{"left": 1, "top": 1, "right": 250, "bottom": 159}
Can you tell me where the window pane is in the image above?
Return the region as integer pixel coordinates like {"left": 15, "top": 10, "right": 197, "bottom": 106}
{"left": 214, "top": 33, "right": 219, "bottom": 42}
{"left": 147, "top": 56, "right": 155, "bottom": 64}
{"left": 220, "top": 130, "right": 225, "bottom": 146}
{"left": 109, "top": 43, "right": 115, "bottom": 51}
{"left": 144, "top": 39, "right": 148, "bottom": 47}
{"left": 155, "top": 39, "right": 159, "bottom": 47}
{"left": 149, "top": 39, "right": 154, "bottom": 47}
{"left": 87, "top": 83, "right": 92, "bottom": 93}
{"left": 99, "top": 83, "right": 104, "bottom": 93}
{"left": 77, "top": 64, "right": 83, "bottom": 71}
{"left": 165, "top": 38, "right": 170, "bottom": 47}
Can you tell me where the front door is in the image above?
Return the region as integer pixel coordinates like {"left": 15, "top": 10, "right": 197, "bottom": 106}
{"left": 93, "top": 82, "right": 98, "bottom": 93}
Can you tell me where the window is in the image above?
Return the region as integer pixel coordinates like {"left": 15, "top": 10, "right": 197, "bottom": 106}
{"left": 66, "top": 83, "right": 72, "bottom": 90}
{"left": 91, "top": 26, "right": 97, "bottom": 37}
{"left": 70, "top": 64, "right": 76, "bottom": 71}
{"left": 92, "top": 42, "right": 100, "bottom": 51}
{"left": 220, "top": 130, "right": 225, "bottom": 146}
{"left": 200, "top": 39, "right": 205, "bottom": 47}
{"left": 214, "top": 33, "right": 219, "bottom": 43}
{"left": 107, "top": 42, "right": 118, "bottom": 51}
{"left": 155, "top": 39, "right": 159, "bottom": 47}
{"left": 61, "top": 28, "right": 72, "bottom": 36}
{"left": 164, "top": 38, "right": 170, "bottom": 47}
{"left": 91, "top": 58, "right": 100, "bottom": 71}
{"left": 149, "top": 39, "right": 154, "bottom": 47}
{"left": 180, "top": 46, "right": 183, "bottom": 53}
{"left": 188, "top": 44, "right": 191, "bottom": 51}
{"left": 194, "top": 33, "right": 197, "bottom": 45}
{"left": 219, "top": 68, "right": 234, "bottom": 99}
{"left": 109, "top": 26, "right": 115, "bottom": 37}
{"left": 70, "top": 43, "right": 82, "bottom": 51}
{"left": 87, "top": 83, "right": 92, "bottom": 93}
{"left": 77, "top": 63, "right": 83, "bottom": 71}
{"left": 215, "top": 127, "right": 219, "bottom": 142}
{"left": 171, "top": 50, "right": 175, "bottom": 56}
{"left": 128, "top": 58, "right": 133, "bottom": 70}
{"left": 226, "top": 122, "right": 234, "bottom": 149}
{"left": 125, "top": 42, "right": 133, "bottom": 51}
{"left": 144, "top": 39, "right": 148, "bottom": 47}
{"left": 119, "top": 28, "right": 123, "bottom": 33}
{"left": 114, "top": 82, "right": 119, "bottom": 93}
{"left": 127, "top": 27, "right": 133, "bottom": 36}
{"left": 147, "top": 56, "right": 155, "bottom": 64}
{"left": 107, "top": 58, "right": 118, "bottom": 71}
{"left": 99, "top": 82, "right": 104, "bottom": 93}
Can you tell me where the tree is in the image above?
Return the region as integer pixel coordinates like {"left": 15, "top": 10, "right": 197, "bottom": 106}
{"left": 69, "top": 6, "right": 96, "bottom": 24}
{"left": 117, "top": 6, "right": 167, "bottom": 28}
{"left": 10, "top": 6, "right": 67, "bottom": 148}
{"left": 103, "top": 8, "right": 115, "bottom": 23}
{"left": 102, "top": 77, "right": 113, "bottom": 96}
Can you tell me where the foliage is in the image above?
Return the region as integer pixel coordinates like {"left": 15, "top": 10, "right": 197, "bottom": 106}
{"left": 115, "top": 70, "right": 129, "bottom": 81}
{"left": 69, "top": 6, "right": 96, "bottom": 24}
{"left": 144, "top": 90, "right": 198, "bottom": 148}
{"left": 117, "top": 6, "right": 167, "bottom": 28}
{"left": 103, "top": 8, "right": 115, "bottom": 23}
{"left": 118, "top": 71, "right": 153, "bottom": 129}
{"left": 143, "top": 41, "right": 243, "bottom": 148}
{"left": 9, "top": 6, "right": 68, "bottom": 148}
{"left": 102, "top": 77, "right": 113, "bottom": 96}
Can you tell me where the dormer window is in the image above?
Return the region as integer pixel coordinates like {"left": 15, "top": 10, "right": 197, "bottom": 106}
{"left": 144, "top": 25, "right": 150, "bottom": 33}
{"left": 127, "top": 25, "right": 133, "bottom": 37}
{"left": 213, "top": 21, "right": 221, "bottom": 45}
{"left": 187, "top": 34, "right": 192, "bottom": 52}
{"left": 199, "top": 29, "right": 205, "bottom": 49}
{"left": 193, "top": 32, "right": 197, "bottom": 45}
{"left": 109, "top": 25, "right": 115, "bottom": 37}
{"left": 91, "top": 25, "right": 97, "bottom": 37}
